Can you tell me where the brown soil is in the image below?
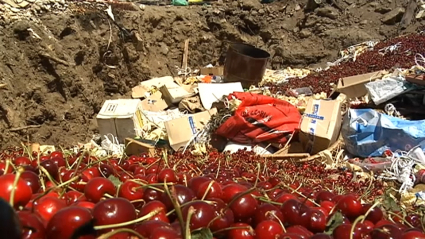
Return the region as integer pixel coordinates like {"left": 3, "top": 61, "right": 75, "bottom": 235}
{"left": 0, "top": 0, "right": 422, "bottom": 148}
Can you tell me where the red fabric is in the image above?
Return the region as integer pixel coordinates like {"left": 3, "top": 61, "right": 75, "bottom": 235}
{"left": 216, "top": 92, "right": 301, "bottom": 144}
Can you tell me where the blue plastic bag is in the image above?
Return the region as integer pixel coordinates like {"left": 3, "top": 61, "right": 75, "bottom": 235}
{"left": 342, "top": 109, "right": 425, "bottom": 157}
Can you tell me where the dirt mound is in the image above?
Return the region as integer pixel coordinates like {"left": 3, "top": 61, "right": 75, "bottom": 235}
{"left": 0, "top": 0, "right": 421, "bottom": 148}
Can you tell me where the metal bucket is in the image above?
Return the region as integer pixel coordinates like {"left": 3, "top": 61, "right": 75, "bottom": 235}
{"left": 223, "top": 43, "right": 270, "bottom": 88}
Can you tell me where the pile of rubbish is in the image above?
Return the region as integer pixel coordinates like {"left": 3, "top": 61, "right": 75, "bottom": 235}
{"left": 53, "top": 32, "right": 425, "bottom": 207}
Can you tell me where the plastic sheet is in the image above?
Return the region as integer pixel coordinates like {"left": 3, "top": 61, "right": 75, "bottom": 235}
{"left": 342, "top": 108, "right": 425, "bottom": 157}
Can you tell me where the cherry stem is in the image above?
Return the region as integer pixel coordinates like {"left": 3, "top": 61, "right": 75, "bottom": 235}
{"left": 267, "top": 211, "right": 286, "bottom": 233}
{"left": 360, "top": 200, "right": 381, "bottom": 223}
{"left": 350, "top": 215, "right": 365, "bottom": 239}
{"left": 359, "top": 171, "right": 374, "bottom": 200}
{"left": 39, "top": 166, "right": 58, "bottom": 187}
{"left": 213, "top": 226, "right": 252, "bottom": 235}
{"left": 201, "top": 180, "right": 215, "bottom": 201}
{"left": 279, "top": 183, "right": 320, "bottom": 207}
{"left": 9, "top": 167, "right": 24, "bottom": 207}
{"left": 4, "top": 159, "right": 10, "bottom": 175}
{"left": 185, "top": 206, "right": 195, "bottom": 239}
{"left": 163, "top": 179, "right": 186, "bottom": 239}
{"left": 94, "top": 208, "right": 161, "bottom": 230}
{"left": 166, "top": 200, "right": 215, "bottom": 216}
{"left": 387, "top": 211, "right": 415, "bottom": 228}
{"left": 31, "top": 176, "right": 79, "bottom": 211}
{"left": 97, "top": 228, "right": 146, "bottom": 239}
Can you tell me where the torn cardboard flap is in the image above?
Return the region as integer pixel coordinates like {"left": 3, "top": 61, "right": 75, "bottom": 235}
{"left": 160, "top": 82, "right": 198, "bottom": 104}
{"left": 164, "top": 108, "right": 217, "bottom": 151}
{"left": 141, "top": 91, "right": 171, "bottom": 112}
{"left": 299, "top": 99, "right": 342, "bottom": 155}
{"left": 336, "top": 71, "right": 387, "bottom": 99}
{"left": 200, "top": 66, "right": 224, "bottom": 76}
{"left": 132, "top": 76, "right": 174, "bottom": 99}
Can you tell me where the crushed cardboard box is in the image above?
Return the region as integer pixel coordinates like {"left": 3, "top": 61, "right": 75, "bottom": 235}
{"left": 96, "top": 99, "right": 144, "bottom": 143}
{"left": 141, "top": 91, "right": 171, "bottom": 112}
{"left": 132, "top": 76, "right": 174, "bottom": 99}
{"left": 160, "top": 81, "right": 198, "bottom": 104}
{"left": 299, "top": 99, "right": 342, "bottom": 155}
{"left": 164, "top": 108, "right": 217, "bottom": 151}
{"left": 336, "top": 71, "right": 387, "bottom": 99}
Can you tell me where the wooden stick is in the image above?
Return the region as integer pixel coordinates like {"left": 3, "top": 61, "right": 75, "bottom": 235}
{"left": 9, "top": 125, "right": 41, "bottom": 132}
{"left": 39, "top": 52, "right": 72, "bottom": 66}
{"left": 182, "top": 39, "right": 189, "bottom": 76}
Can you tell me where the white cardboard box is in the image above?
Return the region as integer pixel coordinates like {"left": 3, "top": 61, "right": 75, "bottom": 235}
{"left": 96, "top": 99, "right": 144, "bottom": 143}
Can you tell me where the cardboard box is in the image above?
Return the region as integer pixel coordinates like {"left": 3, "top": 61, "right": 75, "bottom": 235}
{"left": 160, "top": 82, "right": 197, "bottom": 104}
{"left": 299, "top": 99, "right": 342, "bottom": 154}
{"left": 141, "top": 91, "right": 170, "bottom": 112}
{"left": 200, "top": 66, "right": 224, "bottom": 76}
{"left": 125, "top": 138, "right": 156, "bottom": 157}
{"left": 336, "top": 71, "right": 386, "bottom": 99}
{"left": 164, "top": 108, "right": 217, "bottom": 151}
{"left": 96, "top": 99, "right": 144, "bottom": 143}
{"left": 131, "top": 76, "right": 175, "bottom": 99}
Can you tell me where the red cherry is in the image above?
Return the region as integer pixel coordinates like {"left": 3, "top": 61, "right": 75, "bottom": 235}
{"left": 281, "top": 199, "right": 302, "bottom": 226}
{"left": 134, "top": 220, "right": 173, "bottom": 238}
{"left": 188, "top": 176, "right": 211, "bottom": 192}
{"left": 196, "top": 180, "right": 222, "bottom": 200}
{"left": 80, "top": 167, "right": 100, "bottom": 182}
{"left": 118, "top": 180, "right": 143, "bottom": 202}
{"left": 253, "top": 203, "right": 285, "bottom": 227}
{"left": 0, "top": 162, "right": 13, "bottom": 175}
{"left": 84, "top": 177, "right": 116, "bottom": 203}
{"left": 402, "top": 230, "right": 425, "bottom": 239}
{"left": 229, "top": 193, "right": 258, "bottom": 220}
{"left": 17, "top": 210, "right": 46, "bottom": 239}
{"left": 336, "top": 195, "right": 363, "bottom": 218}
{"left": 362, "top": 220, "right": 375, "bottom": 234}
{"left": 161, "top": 185, "right": 196, "bottom": 211}
{"left": 405, "top": 213, "right": 423, "bottom": 228}
{"left": 333, "top": 223, "right": 366, "bottom": 239}
{"left": 274, "top": 192, "right": 298, "bottom": 204}
{"left": 63, "top": 191, "right": 85, "bottom": 205}
{"left": 309, "top": 233, "right": 332, "bottom": 239}
{"left": 33, "top": 196, "right": 67, "bottom": 226}
{"left": 92, "top": 198, "right": 137, "bottom": 234}
{"left": 139, "top": 200, "right": 169, "bottom": 223}
{"left": 255, "top": 220, "right": 284, "bottom": 239}
{"left": 132, "top": 166, "right": 146, "bottom": 176}
{"left": 227, "top": 222, "right": 255, "bottom": 239}
{"left": 307, "top": 209, "right": 327, "bottom": 232}
{"left": 315, "top": 190, "right": 335, "bottom": 203}
{"left": 277, "top": 233, "right": 304, "bottom": 239}
{"left": 72, "top": 201, "right": 95, "bottom": 210}
{"left": 157, "top": 168, "right": 178, "bottom": 183}
{"left": 0, "top": 173, "right": 33, "bottom": 208}
{"left": 50, "top": 156, "right": 66, "bottom": 168}
{"left": 221, "top": 183, "right": 248, "bottom": 203}
{"left": 45, "top": 206, "right": 93, "bottom": 239}
{"left": 39, "top": 160, "right": 59, "bottom": 180}
{"left": 370, "top": 224, "right": 403, "bottom": 239}
{"left": 182, "top": 201, "right": 216, "bottom": 230}
{"left": 285, "top": 225, "right": 313, "bottom": 238}
{"left": 149, "top": 227, "right": 181, "bottom": 239}
{"left": 143, "top": 188, "right": 163, "bottom": 202}
{"left": 21, "top": 171, "right": 41, "bottom": 194}
{"left": 319, "top": 201, "right": 335, "bottom": 215}
{"left": 49, "top": 151, "right": 64, "bottom": 159}
{"left": 14, "top": 156, "right": 31, "bottom": 166}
